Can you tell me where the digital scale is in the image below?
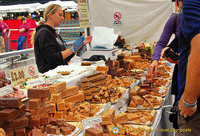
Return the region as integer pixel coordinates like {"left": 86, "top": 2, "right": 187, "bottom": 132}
{"left": 81, "top": 46, "right": 121, "bottom": 60}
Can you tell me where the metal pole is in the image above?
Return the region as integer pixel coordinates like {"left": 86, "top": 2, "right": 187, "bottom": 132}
{"left": 7, "top": 30, "right": 11, "bottom": 51}
{"left": 25, "top": 39, "right": 28, "bottom": 49}
{"left": 4, "top": 31, "right": 7, "bottom": 51}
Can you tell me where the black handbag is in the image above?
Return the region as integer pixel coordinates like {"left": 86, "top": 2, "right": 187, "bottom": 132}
{"left": 169, "top": 100, "right": 179, "bottom": 129}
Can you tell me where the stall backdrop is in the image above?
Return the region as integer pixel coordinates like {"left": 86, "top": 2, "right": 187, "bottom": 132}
{"left": 88, "top": 0, "right": 172, "bottom": 45}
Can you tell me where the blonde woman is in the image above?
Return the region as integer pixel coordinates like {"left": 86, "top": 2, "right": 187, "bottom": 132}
{"left": 33, "top": 4, "right": 84, "bottom": 73}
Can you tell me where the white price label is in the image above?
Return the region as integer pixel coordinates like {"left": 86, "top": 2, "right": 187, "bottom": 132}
{"left": 0, "top": 85, "right": 14, "bottom": 96}
{"left": 132, "top": 49, "right": 139, "bottom": 53}
{"left": 120, "top": 106, "right": 127, "bottom": 113}
{"left": 141, "top": 77, "right": 146, "bottom": 84}
{"left": 26, "top": 78, "right": 45, "bottom": 88}
{"left": 82, "top": 116, "right": 102, "bottom": 127}
{"left": 103, "top": 102, "right": 111, "bottom": 111}
{"left": 130, "top": 82, "right": 136, "bottom": 89}
{"left": 45, "top": 74, "right": 62, "bottom": 84}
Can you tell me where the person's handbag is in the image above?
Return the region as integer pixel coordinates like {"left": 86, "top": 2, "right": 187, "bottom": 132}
{"left": 169, "top": 100, "right": 179, "bottom": 129}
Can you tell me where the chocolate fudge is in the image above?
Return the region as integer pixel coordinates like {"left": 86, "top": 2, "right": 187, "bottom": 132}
{"left": 0, "top": 98, "right": 22, "bottom": 109}
{"left": 28, "top": 88, "right": 49, "bottom": 98}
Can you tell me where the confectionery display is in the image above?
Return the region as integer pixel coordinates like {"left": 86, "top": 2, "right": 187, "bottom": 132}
{"left": 0, "top": 45, "right": 173, "bottom": 136}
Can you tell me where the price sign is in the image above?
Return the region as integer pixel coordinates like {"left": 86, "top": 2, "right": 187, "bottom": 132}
{"left": 82, "top": 116, "right": 102, "bottom": 127}
{"left": 130, "top": 81, "right": 136, "bottom": 89}
{"left": 0, "top": 85, "right": 14, "bottom": 96}
{"left": 120, "top": 106, "right": 127, "bottom": 113}
{"left": 9, "top": 68, "right": 26, "bottom": 85}
{"left": 45, "top": 74, "right": 62, "bottom": 84}
{"left": 26, "top": 78, "right": 45, "bottom": 88}
{"left": 103, "top": 102, "right": 111, "bottom": 111}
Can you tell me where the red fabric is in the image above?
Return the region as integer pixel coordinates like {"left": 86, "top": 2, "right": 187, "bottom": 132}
{"left": 3, "top": 19, "right": 37, "bottom": 50}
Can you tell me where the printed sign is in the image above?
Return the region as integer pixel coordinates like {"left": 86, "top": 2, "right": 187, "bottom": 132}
{"left": 0, "top": 85, "right": 14, "bottom": 96}
{"left": 82, "top": 116, "right": 102, "bottom": 127}
{"left": 103, "top": 102, "right": 111, "bottom": 111}
{"left": 9, "top": 67, "right": 26, "bottom": 85}
{"left": 113, "top": 12, "right": 122, "bottom": 25}
{"left": 45, "top": 74, "right": 62, "bottom": 84}
{"left": 78, "top": 0, "right": 90, "bottom": 28}
{"left": 9, "top": 65, "right": 39, "bottom": 86}
{"left": 24, "top": 65, "right": 39, "bottom": 79}
{"left": 26, "top": 78, "right": 45, "bottom": 88}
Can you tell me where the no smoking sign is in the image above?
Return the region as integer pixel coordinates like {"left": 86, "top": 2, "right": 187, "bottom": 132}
{"left": 28, "top": 66, "right": 35, "bottom": 77}
{"left": 113, "top": 12, "right": 122, "bottom": 25}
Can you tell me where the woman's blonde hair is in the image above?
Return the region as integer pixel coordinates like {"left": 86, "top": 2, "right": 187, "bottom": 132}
{"left": 31, "top": 4, "right": 61, "bottom": 46}
{"left": 44, "top": 4, "right": 62, "bottom": 22}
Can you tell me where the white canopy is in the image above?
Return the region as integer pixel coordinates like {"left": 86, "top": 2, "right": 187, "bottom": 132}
{"left": 0, "top": 3, "right": 43, "bottom": 13}
{"left": 0, "top": 1, "right": 77, "bottom": 13}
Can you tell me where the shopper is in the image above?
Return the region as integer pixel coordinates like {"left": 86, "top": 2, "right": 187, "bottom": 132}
{"left": 33, "top": 4, "right": 85, "bottom": 73}
{"left": 0, "top": 17, "right": 9, "bottom": 53}
{"left": 149, "top": 0, "right": 182, "bottom": 74}
{"left": 17, "top": 17, "right": 30, "bottom": 50}
{"left": 177, "top": 0, "right": 200, "bottom": 135}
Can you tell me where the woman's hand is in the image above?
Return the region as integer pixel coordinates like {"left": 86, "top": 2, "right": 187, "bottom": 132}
{"left": 148, "top": 60, "right": 158, "bottom": 75}
{"left": 161, "top": 47, "right": 179, "bottom": 64}
{"left": 71, "top": 36, "right": 85, "bottom": 53}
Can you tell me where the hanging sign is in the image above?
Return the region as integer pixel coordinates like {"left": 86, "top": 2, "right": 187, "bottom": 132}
{"left": 113, "top": 11, "right": 122, "bottom": 25}
{"left": 78, "top": 0, "right": 90, "bottom": 28}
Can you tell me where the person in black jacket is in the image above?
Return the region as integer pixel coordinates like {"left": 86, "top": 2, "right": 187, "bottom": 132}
{"left": 33, "top": 4, "right": 85, "bottom": 73}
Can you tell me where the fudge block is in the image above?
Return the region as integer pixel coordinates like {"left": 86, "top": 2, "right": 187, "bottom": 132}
{"left": 49, "top": 82, "right": 66, "bottom": 94}
{"left": 64, "top": 92, "right": 85, "bottom": 103}
{"left": 0, "top": 98, "right": 22, "bottom": 109}
{"left": 28, "top": 88, "right": 49, "bottom": 98}
{"left": 50, "top": 93, "right": 61, "bottom": 103}
{"left": 96, "top": 66, "right": 109, "bottom": 72}
{"left": 14, "top": 128, "right": 26, "bottom": 136}
{"left": 113, "top": 112, "right": 128, "bottom": 125}
{"left": 101, "top": 109, "right": 115, "bottom": 125}
{"left": 40, "top": 115, "right": 49, "bottom": 126}
{"left": 28, "top": 99, "right": 41, "bottom": 110}
{"left": 55, "top": 128, "right": 60, "bottom": 135}
{"left": 86, "top": 72, "right": 103, "bottom": 81}
{"left": 30, "top": 117, "right": 40, "bottom": 128}
{"left": 85, "top": 128, "right": 103, "bottom": 136}
{"left": 57, "top": 100, "right": 65, "bottom": 111}
{"left": 61, "top": 86, "right": 79, "bottom": 98}
{"left": 0, "top": 109, "right": 17, "bottom": 122}
{"left": 61, "top": 127, "right": 71, "bottom": 135}
{"left": 131, "top": 96, "right": 144, "bottom": 105}
{"left": 5, "top": 129, "right": 14, "bottom": 136}
{"left": 54, "top": 111, "right": 64, "bottom": 119}
{"left": 32, "top": 128, "right": 42, "bottom": 136}
{"left": 0, "top": 115, "right": 28, "bottom": 129}
{"left": 46, "top": 125, "right": 51, "bottom": 134}
{"left": 51, "top": 126, "right": 56, "bottom": 134}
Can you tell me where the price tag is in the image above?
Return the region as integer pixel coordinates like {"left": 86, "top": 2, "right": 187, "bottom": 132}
{"left": 45, "top": 74, "right": 62, "bottom": 84}
{"left": 120, "top": 106, "right": 127, "bottom": 113}
{"left": 9, "top": 68, "right": 26, "bottom": 85}
{"left": 141, "top": 77, "right": 146, "bottom": 84}
{"left": 130, "top": 81, "right": 136, "bottom": 89}
{"left": 132, "top": 49, "right": 139, "bottom": 53}
{"left": 26, "top": 78, "right": 45, "bottom": 88}
{"left": 82, "top": 116, "right": 102, "bottom": 127}
{"left": 0, "top": 85, "right": 14, "bottom": 96}
{"left": 103, "top": 102, "right": 111, "bottom": 111}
